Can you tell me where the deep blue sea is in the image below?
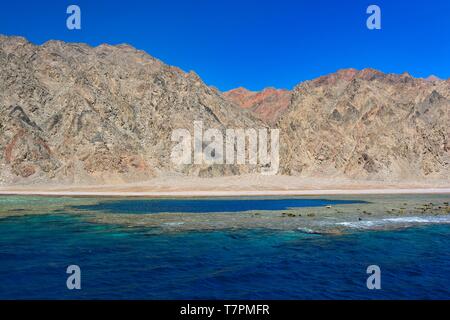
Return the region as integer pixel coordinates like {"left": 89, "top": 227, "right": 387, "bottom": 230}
{"left": 1, "top": 197, "right": 450, "bottom": 299}
{"left": 72, "top": 198, "right": 365, "bottom": 214}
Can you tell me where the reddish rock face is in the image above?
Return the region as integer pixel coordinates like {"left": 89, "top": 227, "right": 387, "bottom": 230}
{"left": 310, "top": 68, "right": 359, "bottom": 86}
{"left": 223, "top": 87, "right": 291, "bottom": 124}
{"left": 425, "top": 75, "right": 441, "bottom": 82}
{"left": 356, "top": 68, "right": 385, "bottom": 81}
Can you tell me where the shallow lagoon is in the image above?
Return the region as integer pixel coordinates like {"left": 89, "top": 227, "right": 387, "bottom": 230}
{"left": 71, "top": 197, "right": 366, "bottom": 214}
{"left": 0, "top": 194, "right": 449, "bottom": 299}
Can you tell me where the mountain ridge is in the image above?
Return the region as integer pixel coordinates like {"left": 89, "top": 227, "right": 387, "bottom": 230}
{"left": 0, "top": 35, "right": 448, "bottom": 185}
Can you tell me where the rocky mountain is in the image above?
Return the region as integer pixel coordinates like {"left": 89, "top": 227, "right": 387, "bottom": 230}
{"left": 0, "top": 35, "right": 261, "bottom": 185}
{"left": 285, "top": 69, "right": 449, "bottom": 180}
{"left": 0, "top": 35, "right": 449, "bottom": 185}
{"left": 226, "top": 68, "right": 449, "bottom": 180}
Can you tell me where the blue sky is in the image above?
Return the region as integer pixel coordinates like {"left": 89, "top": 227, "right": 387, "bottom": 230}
{"left": 1, "top": 0, "right": 449, "bottom": 91}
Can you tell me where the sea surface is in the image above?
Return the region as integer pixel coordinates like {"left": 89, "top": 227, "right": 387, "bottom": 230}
{"left": 1, "top": 196, "right": 450, "bottom": 299}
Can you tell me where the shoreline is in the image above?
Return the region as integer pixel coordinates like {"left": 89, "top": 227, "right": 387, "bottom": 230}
{"left": 0, "top": 188, "right": 449, "bottom": 198}
{"left": 1, "top": 175, "right": 449, "bottom": 198}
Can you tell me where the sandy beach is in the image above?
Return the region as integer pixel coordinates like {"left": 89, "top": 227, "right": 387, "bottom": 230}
{"left": 0, "top": 175, "right": 449, "bottom": 197}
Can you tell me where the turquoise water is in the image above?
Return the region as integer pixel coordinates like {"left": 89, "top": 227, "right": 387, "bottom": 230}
{"left": 1, "top": 197, "right": 450, "bottom": 299}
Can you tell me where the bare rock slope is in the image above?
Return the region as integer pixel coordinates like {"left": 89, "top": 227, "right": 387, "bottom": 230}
{"left": 0, "top": 36, "right": 449, "bottom": 185}
{"left": 279, "top": 69, "right": 449, "bottom": 180}
{"left": 0, "top": 35, "right": 260, "bottom": 185}
{"left": 226, "top": 69, "right": 449, "bottom": 181}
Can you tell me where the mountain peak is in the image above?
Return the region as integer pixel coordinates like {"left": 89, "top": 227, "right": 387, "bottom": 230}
{"left": 400, "top": 71, "right": 413, "bottom": 78}
{"left": 425, "top": 75, "right": 441, "bottom": 82}
{"left": 227, "top": 87, "right": 253, "bottom": 94}
{"left": 356, "top": 68, "right": 385, "bottom": 80}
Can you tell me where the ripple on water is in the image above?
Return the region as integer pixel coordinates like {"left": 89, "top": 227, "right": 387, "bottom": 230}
{"left": 1, "top": 196, "right": 450, "bottom": 299}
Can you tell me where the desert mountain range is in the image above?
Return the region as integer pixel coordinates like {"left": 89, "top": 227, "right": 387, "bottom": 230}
{"left": 0, "top": 35, "right": 448, "bottom": 185}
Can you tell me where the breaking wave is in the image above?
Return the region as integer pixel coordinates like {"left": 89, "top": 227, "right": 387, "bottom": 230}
{"left": 336, "top": 215, "right": 450, "bottom": 229}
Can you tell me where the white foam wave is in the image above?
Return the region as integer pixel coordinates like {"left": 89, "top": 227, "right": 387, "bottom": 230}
{"left": 336, "top": 215, "right": 450, "bottom": 229}
{"left": 297, "top": 227, "right": 316, "bottom": 234}
{"left": 161, "top": 222, "right": 185, "bottom": 226}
